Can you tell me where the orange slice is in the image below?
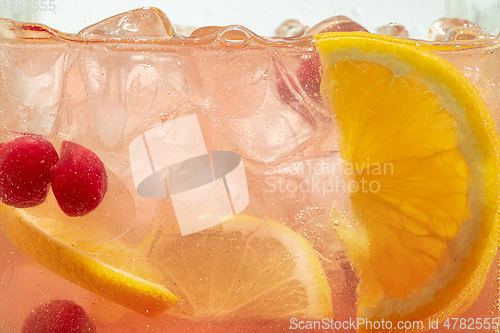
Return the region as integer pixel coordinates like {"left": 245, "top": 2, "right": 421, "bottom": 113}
{"left": 315, "top": 32, "right": 500, "bottom": 331}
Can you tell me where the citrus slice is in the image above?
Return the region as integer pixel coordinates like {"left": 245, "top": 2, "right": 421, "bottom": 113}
{"left": 314, "top": 32, "right": 500, "bottom": 330}
{"left": 147, "top": 214, "right": 333, "bottom": 321}
{"left": 0, "top": 175, "right": 178, "bottom": 318}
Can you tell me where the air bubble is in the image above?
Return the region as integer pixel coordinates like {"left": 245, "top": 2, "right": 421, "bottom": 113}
{"left": 218, "top": 27, "right": 252, "bottom": 48}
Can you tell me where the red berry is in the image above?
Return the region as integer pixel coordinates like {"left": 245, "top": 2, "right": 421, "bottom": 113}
{"left": 0, "top": 134, "right": 59, "bottom": 208}
{"left": 21, "top": 300, "right": 95, "bottom": 333}
{"left": 50, "top": 141, "right": 107, "bottom": 217}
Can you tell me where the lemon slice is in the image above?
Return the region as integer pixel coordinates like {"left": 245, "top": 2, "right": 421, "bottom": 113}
{"left": 0, "top": 175, "right": 178, "bottom": 318}
{"left": 315, "top": 32, "right": 500, "bottom": 329}
{"left": 147, "top": 214, "right": 333, "bottom": 321}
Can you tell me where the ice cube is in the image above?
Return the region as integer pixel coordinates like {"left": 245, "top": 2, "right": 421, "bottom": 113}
{"left": 75, "top": 47, "right": 206, "bottom": 148}
{"left": 436, "top": 41, "right": 500, "bottom": 128}
{"left": 260, "top": 154, "right": 349, "bottom": 220}
{"left": 24, "top": 169, "right": 135, "bottom": 249}
{"left": 0, "top": 42, "right": 67, "bottom": 136}
{"left": 189, "top": 26, "right": 221, "bottom": 38}
{"left": 377, "top": 23, "right": 408, "bottom": 38}
{"left": 225, "top": 109, "right": 301, "bottom": 164}
{"left": 220, "top": 84, "right": 316, "bottom": 164}
{"left": 304, "top": 15, "right": 368, "bottom": 35}
{"left": 275, "top": 20, "right": 307, "bottom": 38}
{"left": 442, "top": 26, "right": 494, "bottom": 42}
{"left": 211, "top": 48, "right": 326, "bottom": 165}
{"left": 78, "top": 7, "right": 176, "bottom": 38}
{"left": 290, "top": 210, "right": 357, "bottom": 316}
{"left": 189, "top": 27, "right": 268, "bottom": 119}
{"left": 428, "top": 17, "right": 489, "bottom": 41}
{"left": 174, "top": 24, "right": 197, "bottom": 38}
{"left": 483, "top": 48, "right": 500, "bottom": 122}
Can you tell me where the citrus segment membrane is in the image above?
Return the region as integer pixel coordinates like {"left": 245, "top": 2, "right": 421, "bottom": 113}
{"left": 315, "top": 32, "right": 499, "bottom": 329}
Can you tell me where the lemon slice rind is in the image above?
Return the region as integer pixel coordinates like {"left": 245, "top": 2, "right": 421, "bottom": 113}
{"left": 0, "top": 204, "right": 179, "bottom": 318}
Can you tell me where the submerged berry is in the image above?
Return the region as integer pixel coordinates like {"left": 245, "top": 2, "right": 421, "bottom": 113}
{"left": 50, "top": 141, "right": 107, "bottom": 217}
{"left": 275, "top": 54, "right": 323, "bottom": 104}
{"left": 0, "top": 134, "right": 59, "bottom": 208}
{"left": 21, "top": 300, "right": 95, "bottom": 333}
{"left": 297, "top": 54, "right": 322, "bottom": 103}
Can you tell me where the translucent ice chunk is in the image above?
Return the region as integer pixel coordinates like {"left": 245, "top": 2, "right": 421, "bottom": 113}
{"left": 76, "top": 46, "right": 206, "bottom": 148}
{"left": 428, "top": 17, "right": 488, "bottom": 41}
{"left": 0, "top": 43, "right": 66, "bottom": 135}
{"left": 261, "top": 154, "right": 350, "bottom": 220}
{"left": 290, "top": 210, "right": 357, "bottom": 316}
{"left": 24, "top": 168, "right": 135, "bottom": 249}
{"left": 436, "top": 42, "right": 500, "bottom": 127}
{"left": 377, "top": 23, "right": 408, "bottom": 38}
{"left": 78, "top": 7, "right": 176, "bottom": 38}
{"left": 274, "top": 52, "right": 323, "bottom": 107}
{"left": 275, "top": 20, "right": 307, "bottom": 38}
{"left": 174, "top": 24, "right": 197, "bottom": 38}
{"left": 443, "top": 26, "right": 494, "bottom": 42}
{"left": 189, "top": 26, "right": 221, "bottom": 38}
{"left": 221, "top": 81, "right": 316, "bottom": 164}
{"left": 189, "top": 27, "right": 268, "bottom": 119}
{"left": 304, "top": 15, "right": 368, "bottom": 35}
{"left": 218, "top": 27, "right": 254, "bottom": 48}
{"left": 78, "top": 56, "right": 158, "bottom": 147}
{"left": 225, "top": 109, "right": 302, "bottom": 164}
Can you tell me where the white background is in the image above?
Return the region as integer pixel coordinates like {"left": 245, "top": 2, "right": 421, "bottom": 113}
{"left": 0, "top": 0, "right": 499, "bottom": 39}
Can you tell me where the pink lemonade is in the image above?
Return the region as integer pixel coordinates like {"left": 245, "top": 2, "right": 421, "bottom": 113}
{"left": 0, "top": 7, "right": 499, "bottom": 333}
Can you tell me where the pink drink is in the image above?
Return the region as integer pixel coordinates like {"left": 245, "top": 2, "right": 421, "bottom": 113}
{"left": 0, "top": 8, "right": 498, "bottom": 333}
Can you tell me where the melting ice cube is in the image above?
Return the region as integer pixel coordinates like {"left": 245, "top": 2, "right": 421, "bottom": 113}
{"left": 275, "top": 20, "right": 307, "bottom": 38}
{"left": 377, "top": 23, "right": 408, "bottom": 38}
{"left": 304, "top": 15, "right": 368, "bottom": 35}
{"left": 428, "top": 17, "right": 489, "bottom": 41}
{"left": 78, "top": 7, "right": 176, "bottom": 38}
{"left": 0, "top": 43, "right": 66, "bottom": 135}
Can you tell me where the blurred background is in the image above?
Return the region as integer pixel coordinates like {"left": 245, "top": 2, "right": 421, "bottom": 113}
{"left": 0, "top": 0, "right": 499, "bottom": 39}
